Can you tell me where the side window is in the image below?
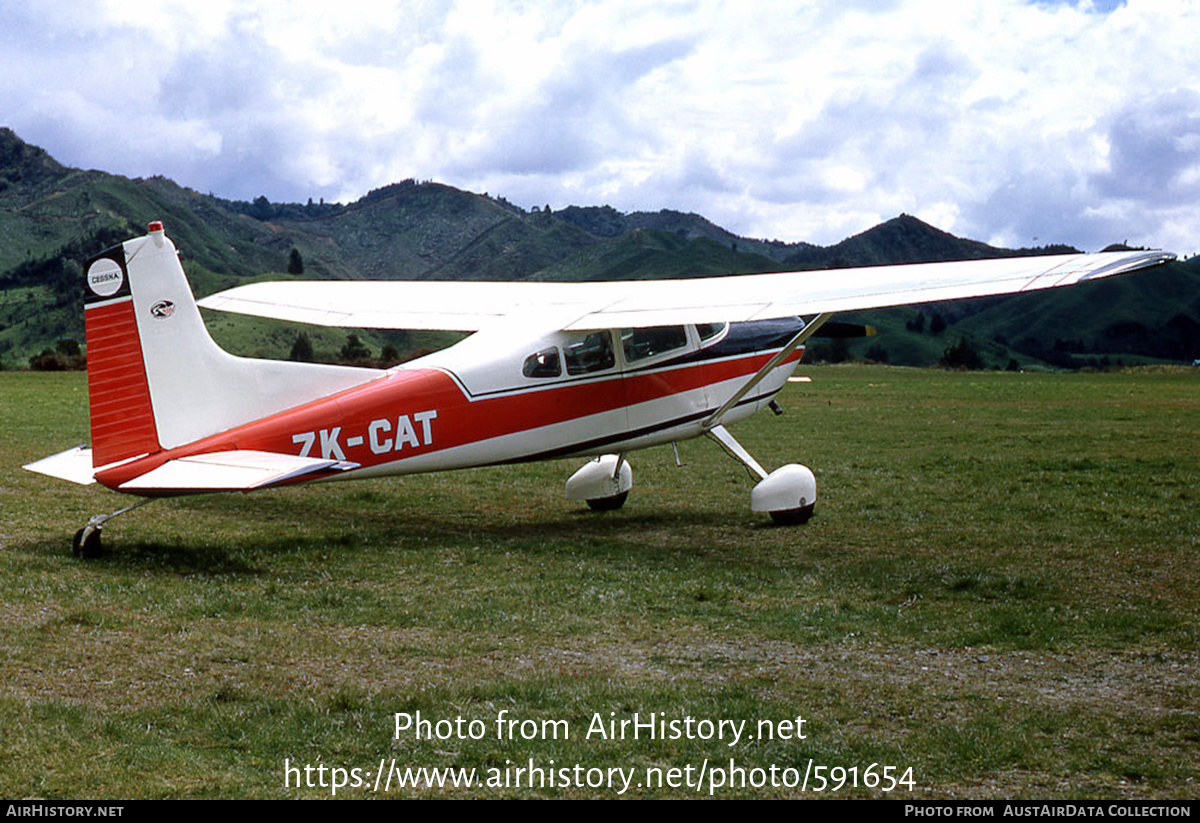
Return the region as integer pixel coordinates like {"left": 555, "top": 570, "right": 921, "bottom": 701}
{"left": 621, "top": 326, "right": 688, "bottom": 363}
{"left": 696, "top": 322, "right": 727, "bottom": 342}
{"left": 563, "top": 331, "right": 615, "bottom": 375}
{"left": 523, "top": 347, "right": 561, "bottom": 378}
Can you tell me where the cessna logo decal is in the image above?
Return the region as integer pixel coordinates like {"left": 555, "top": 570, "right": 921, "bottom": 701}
{"left": 86, "top": 258, "right": 124, "bottom": 297}
{"left": 150, "top": 300, "right": 176, "bottom": 319}
{"left": 292, "top": 411, "right": 438, "bottom": 460}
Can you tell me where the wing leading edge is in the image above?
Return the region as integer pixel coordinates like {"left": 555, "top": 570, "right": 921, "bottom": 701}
{"left": 197, "top": 250, "right": 1174, "bottom": 332}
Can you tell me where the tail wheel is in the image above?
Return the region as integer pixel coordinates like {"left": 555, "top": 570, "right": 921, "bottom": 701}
{"left": 72, "top": 527, "right": 105, "bottom": 559}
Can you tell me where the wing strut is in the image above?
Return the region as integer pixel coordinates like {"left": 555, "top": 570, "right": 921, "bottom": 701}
{"left": 706, "top": 425, "right": 768, "bottom": 480}
{"left": 701, "top": 312, "right": 833, "bottom": 430}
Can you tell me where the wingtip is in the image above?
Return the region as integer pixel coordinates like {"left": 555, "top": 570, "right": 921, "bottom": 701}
{"left": 1080, "top": 250, "right": 1176, "bottom": 281}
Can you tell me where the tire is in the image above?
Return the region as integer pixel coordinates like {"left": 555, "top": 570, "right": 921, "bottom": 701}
{"left": 769, "top": 503, "right": 815, "bottom": 526}
{"left": 586, "top": 491, "right": 628, "bottom": 512}
{"left": 74, "top": 527, "right": 105, "bottom": 559}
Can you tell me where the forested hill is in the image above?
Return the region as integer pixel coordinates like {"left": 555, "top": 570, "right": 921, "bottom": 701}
{"left": 2, "top": 127, "right": 1196, "bottom": 370}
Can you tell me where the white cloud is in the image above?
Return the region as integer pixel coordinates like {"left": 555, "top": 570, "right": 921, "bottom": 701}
{"left": 1, "top": 0, "right": 1197, "bottom": 253}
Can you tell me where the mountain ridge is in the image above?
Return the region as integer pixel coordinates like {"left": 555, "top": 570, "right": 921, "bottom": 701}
{"left": 1, "top": 127, "right": 1195, "bottom": 369}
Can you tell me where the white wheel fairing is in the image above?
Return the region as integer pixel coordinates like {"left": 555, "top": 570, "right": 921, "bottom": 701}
{"left": 751, "top": 464, "right": 817, "bottom": 514}
{"left": 565, "top": 455, "right": 633, "bottom": 501}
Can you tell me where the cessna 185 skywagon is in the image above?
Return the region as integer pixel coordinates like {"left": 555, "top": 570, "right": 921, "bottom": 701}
{"left": 25, "top": 222, "right": 1172, "bottom": 556}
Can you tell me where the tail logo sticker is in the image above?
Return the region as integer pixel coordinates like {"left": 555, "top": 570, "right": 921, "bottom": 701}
{"left": 150, "top": 300, "right": 176, "bottom": 319}
{"left": 86, "top": 258, "right": 124, "bottom": 297}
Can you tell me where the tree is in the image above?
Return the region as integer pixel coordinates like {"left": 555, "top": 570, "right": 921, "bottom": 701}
{"left": 930, "top": 312, "right": 947, "bottom": 335}
{"left": 289, "top": 332, "right": 315, "bottom": 362}
{"left": 941, "top": 338, "right": 984, "bottom": 370}
{"left": 29, "top": 348, "right": 65, "bottom": 371}
{"left": 831, "top": 338, "right": 850, "bottom": 363}
{"left": 339, "top": 333, "right": 371, "bottom": 362}
{"left": 287, "top": 248, "right": 304, "bottom": 275}
{"left": 248, "top": 195, "right": 272, "bottom": 220}
{"left": 29, "top": 339, "right": 85, "bottom": 370}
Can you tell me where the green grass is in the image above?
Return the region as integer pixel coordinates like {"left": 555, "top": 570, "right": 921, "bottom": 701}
{"left": 1, "top": 366, "right": 1197, "bottom": 798}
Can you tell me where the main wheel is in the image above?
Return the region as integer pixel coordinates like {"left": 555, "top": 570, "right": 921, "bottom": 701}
{"left": 72, "top": 527, "right": 105, "bottom": 558}
{"left": 586, "top": 491, "right": 628, "bottom": 512}
{"left": 769, "top": 503, "right": 815, "bottom": 526}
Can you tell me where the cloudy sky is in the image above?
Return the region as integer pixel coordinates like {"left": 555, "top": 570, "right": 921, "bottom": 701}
{"left": 2, "top": 0, "right": 1197, "bottom": 253}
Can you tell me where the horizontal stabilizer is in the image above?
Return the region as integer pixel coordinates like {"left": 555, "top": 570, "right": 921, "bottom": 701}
{"left": 118, "top": 450, "right": 358, "bottom": 493}
{"left": 23, "top": 446, "right": 97, "bottom": 486}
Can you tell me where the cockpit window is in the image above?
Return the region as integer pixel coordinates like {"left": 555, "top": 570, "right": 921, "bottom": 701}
{"left": 621, "top": 326, "right": 688, "bottom": 363}
{"left": 564, "top": 331, "right": 616, "bottom": 375}
{"left": 523, "top": 346, "right": 561, "bottom": 378}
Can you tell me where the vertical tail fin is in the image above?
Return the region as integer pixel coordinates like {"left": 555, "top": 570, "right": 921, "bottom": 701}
{"left": 82, "top": 222, "right": 379, "bottom": 470}
{"left": 84, "top": 233, "right": 161, "bottom": 467}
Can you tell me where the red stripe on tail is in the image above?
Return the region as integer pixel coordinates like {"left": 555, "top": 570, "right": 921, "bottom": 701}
{"left": 85, "top": 298, "right": 160, "bottom": 466}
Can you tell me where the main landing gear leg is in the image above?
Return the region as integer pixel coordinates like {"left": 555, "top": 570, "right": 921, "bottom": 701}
{"left": 72, "top": 498, "right": 154, "bottom": 558}
{"left": 705, "top": 425, "right": 816, "bottom": 525}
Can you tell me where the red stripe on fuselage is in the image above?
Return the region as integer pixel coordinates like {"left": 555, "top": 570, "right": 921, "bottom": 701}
{"left": 95, "top": 348, "right": 799, "bottom": 492}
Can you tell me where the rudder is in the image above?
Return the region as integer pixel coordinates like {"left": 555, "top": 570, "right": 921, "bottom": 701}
{"left": 84, "top": 234, "right": 161, "bottom": 467}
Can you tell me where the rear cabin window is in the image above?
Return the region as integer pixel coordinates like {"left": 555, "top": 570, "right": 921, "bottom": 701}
{"left": 696, "top": 322, "right": 726, "bottom": 342}
{"left": 523, "top": 347, "right": 561, "bottom": 378}
{"left": 563, "top": 331, "right": 616, "bottom": 375}
{"left": 621, "top": 326, "right": 688, "bottom": 363}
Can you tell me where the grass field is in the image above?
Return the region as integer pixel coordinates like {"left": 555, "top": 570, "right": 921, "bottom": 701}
{"left": 1, "top": 366, "right": 1197, "bottom": 798}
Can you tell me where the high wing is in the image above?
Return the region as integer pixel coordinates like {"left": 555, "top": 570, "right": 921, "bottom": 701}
{"left": 196, "top": 250, "right": 1173, "bottom": 331}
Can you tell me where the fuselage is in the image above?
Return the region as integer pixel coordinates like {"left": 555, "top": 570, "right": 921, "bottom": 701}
{"left": 94, "top": 317, "right": 807, "bottom": 494}
{"left": 28, "top": 223, "right": 1175, "bottom": 554}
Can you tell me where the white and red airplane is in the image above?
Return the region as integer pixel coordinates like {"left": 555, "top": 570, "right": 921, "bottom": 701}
{"left": 24, "top": 222, "right": 1172, "bottom": 556}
